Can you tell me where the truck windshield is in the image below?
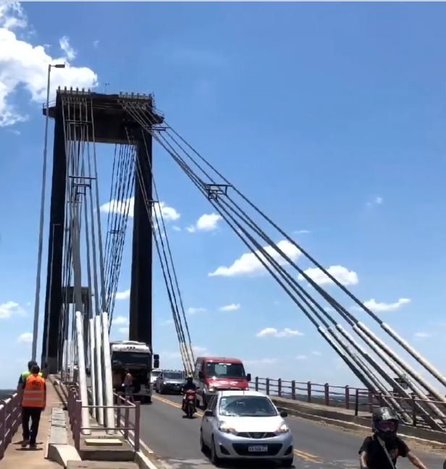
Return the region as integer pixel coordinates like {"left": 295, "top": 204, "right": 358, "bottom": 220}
{"left": 112, "top": 352, "right": 150, "bottom": 367}
{"left": 164, "top": 371, "right": 184, "bottom": 379}
{"left": 205, "top": 362, "right": 245, "bottom": 379}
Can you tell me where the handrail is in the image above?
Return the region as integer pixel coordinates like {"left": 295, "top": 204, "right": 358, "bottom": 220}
{"left": 0, "top": 392, "right": 22, "bottom": 459}
{"left": 66, "top": 386, "right": 141, "bottom": 452}
{"left": 253, "top": 376, "right": 446, "bottom": 431}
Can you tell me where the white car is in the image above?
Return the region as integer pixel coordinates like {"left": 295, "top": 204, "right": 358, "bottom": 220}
{"left": 200, "top": 390, "right": 294, "bottom": 467}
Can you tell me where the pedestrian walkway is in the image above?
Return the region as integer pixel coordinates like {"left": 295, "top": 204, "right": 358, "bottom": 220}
{"left": 1, "top": 379, "right": 63, "bottom": 468}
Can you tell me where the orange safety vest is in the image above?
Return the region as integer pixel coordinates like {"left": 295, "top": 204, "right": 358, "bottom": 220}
{"left": 22, "top": 374, "right": 46, "bottom": 408}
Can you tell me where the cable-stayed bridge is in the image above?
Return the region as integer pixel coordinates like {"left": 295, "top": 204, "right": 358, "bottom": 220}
{"left": 8, "top": 87, "right": 444, "bottom": 467}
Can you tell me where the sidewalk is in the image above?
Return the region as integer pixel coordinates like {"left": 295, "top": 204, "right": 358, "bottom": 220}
{"left": 1, "top": 380, "right": 63, "bottom": 468}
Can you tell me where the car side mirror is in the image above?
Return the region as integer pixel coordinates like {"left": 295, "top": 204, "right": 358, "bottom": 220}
{"left": 204, "top": 409, "right": 213, "bottom": 417}
{"left": 280, "top": 411, "right": 288, "bottom": 418}
{"left": 198, "top": 371, "right": 204, "bottom": 379}
{"left": 246, "top": 373, "right": 251, "bottom": 382}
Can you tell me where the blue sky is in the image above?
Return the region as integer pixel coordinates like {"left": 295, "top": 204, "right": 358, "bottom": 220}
{"left": 1, "top": 1, "right": 446, "bottom": 390}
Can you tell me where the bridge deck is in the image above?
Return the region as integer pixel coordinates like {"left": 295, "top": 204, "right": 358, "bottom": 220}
{"left": 1, "top": 383, "right": 62, "bottom": 468}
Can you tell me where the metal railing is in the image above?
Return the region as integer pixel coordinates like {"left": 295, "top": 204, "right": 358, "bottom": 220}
{"left": 253, "top": 377, "right": 446, "bottom": 431}
{"left": 0, "top": 393, "right": 22, "bottom": 459}
{"left": 67, "top": 386, "right": 141, "bottom": 452}
{"left": 253, "top": 377, "right": 370, "bottom": 410}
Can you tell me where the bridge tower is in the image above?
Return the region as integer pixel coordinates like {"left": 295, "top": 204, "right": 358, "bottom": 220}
{"left": 41, "top": 90, "right": 163, "bottom": 372}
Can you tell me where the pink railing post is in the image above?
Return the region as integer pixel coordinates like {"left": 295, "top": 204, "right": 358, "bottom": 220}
{"left": 0, "top": 403, "right": 5, "bottom": 459}
{"left": 291, "top": 380, "right": 296, "bottom": 400}
{"left": 307, "top": 382, "right": 312, "bottom": 403}
{"left": 255, "top": 377, "right": 259, "bottom": 391}
{"left": 74, "top": 399, "right": 81, "bottom": 450}
{"left": 134, "top": 402, "right": 140, "bottom": 452}
{"left": 278, "top": 378, "right": 282, "bottom": 397}
{"left": 266, "top": 378, "right": 270, "bottom": 395}
{"left": 324, "top": 383, "right": 330, "bottom": 406}
{"left": 124, "top": 403, "right": 130, "bottom": 439}
{"left": 345, "top": 386, "right": 350, "bottom": 409}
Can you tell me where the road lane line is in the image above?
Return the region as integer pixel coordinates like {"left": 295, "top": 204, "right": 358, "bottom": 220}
{"left": 153, "top": 395, "right": 204, "bottom": 417}
{"left": 153, "top": 395, "right": 324, "bottom": 463}
{"left": 294, "top": 449, "right": 323, "bottom": 462}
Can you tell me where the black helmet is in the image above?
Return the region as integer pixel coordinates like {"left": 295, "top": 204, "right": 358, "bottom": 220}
{"left": 372, "top": 406, "right": 399, "bottom": 440}
{"left": 186, "top": 375, "right": 193, "bottom": 382}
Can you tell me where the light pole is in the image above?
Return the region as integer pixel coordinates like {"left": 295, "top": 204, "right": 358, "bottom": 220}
{"left": 32, "top": 63, "right": 65, "bottom": 363}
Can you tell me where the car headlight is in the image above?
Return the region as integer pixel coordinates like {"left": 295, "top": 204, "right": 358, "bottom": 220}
{"left": 208, "top": 386, "right": 216, "bottom": 393}
{"left": 275, "top": 423, "right": 290, "bottom": 434}
{"left": 218, "top": 421, "right": 237, "bottom": 435}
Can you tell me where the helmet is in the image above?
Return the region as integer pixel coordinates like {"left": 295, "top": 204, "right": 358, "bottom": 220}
{"left": 372, "top": 407, "right": 399, "bottom": 440}
{"left": 186, "top": 375, "right": 193, "bottom": 382}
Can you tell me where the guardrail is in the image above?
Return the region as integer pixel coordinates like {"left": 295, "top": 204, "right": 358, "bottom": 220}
{"left": 253, "top": 377, "right": 371, "bottom": 410}
{"left": 253, "top": 377, "right": 446, "bottom": 431}
{"left": 67, "top": 385, "right": 141, "bottom": 451}
{"left": 0, "top": 392, "right": 22, "bottom": 459}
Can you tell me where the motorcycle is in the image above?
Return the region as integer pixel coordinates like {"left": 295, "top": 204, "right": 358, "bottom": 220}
{"left": 183, "top": 389, "right": 197, "bottom": 418}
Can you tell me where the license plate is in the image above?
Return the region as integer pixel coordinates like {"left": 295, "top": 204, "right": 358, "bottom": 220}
{"left": 248, "top": 445, "right": 268, "bottom": 452}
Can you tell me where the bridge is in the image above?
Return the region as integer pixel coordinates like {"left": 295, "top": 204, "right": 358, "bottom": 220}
{"left": 1, "top": 87, "right": 446, "bottom": 468}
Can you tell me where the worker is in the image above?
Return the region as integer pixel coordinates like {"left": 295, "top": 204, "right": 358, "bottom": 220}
{"left": 359, "top": 407, "right": 427, "bottom": 469}
{"left": 123, "top": 369, "right": 134, "bottom": 403}
{"left": 21, "top": 364, "right": 46, "bottom": 448}
{"left": 17, "top": 360, "right": 42, "bottom": 390}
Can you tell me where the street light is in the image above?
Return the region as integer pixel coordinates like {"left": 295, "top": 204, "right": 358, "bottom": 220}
{"left": 32, "top": 63, "right": 66, "bottom": 363}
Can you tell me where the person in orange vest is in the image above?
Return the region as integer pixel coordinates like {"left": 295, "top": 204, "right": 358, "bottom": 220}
{"left": 21, "top": 364, "right": 46, "bottom": 448}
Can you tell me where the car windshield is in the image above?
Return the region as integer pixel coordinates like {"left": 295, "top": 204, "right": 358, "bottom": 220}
{"left": 205, "top": 362, "right": 245, "bottom": 379}
{"left": 164, "top": 372, "right": 183, "bottom": 379}
{"left": 219, "top": 396, "right": 278, "bottom": 417}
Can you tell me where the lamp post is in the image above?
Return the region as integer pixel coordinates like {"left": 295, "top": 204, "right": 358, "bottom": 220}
{"left": 32, "top": 63, "right": 65, "bottom": 363}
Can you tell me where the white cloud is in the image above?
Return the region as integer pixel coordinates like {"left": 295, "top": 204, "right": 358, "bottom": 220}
{"left": 0, "top": 3, "right": 98, "bottom": 127}
{"left": 113, "top": 315, "right": 128, "bottom": 326}
{"left": 17, "top": 332, "right": 32, "bottom": 343}
{"left": 93, "top": 39, "right": 100, "bottom": 48}
{"left": 59, "top": 36, "right": 76, "bottom": 61}
{"left": 363, "top": 298, "right": 411, "bottom": 313}
{"left": 193, "top": 345, "right": 208, "bottom": 355}
{"left": 367, "top": 196, "right": 384, "bottom": 207}
{"left": 209, "top": 240, "right": 301, "bottom": 277}
{"left": 219, "top": 303, "right": 240, "bottom": 312}
{"left": 161, "top": 319, "right": 174, "bottom": 326}
{"left": 115, "top": 289, "right": 130, "bottom": 301}
{"left": 414, "top": 332, "right": 431, "bottom": 339}
{"left": 187, "top": 307, "right": 206, "bottom": 315}
{"left": 299, "top": 265, "right": 359, "bottom": 286}
{"left": 118, "top": 327, "right": 128, "bottom": 335}
{"left": 100, "top": 197, "right": 180, "bottom": 223}
{"left": 172, "top": 226, "right": 182, "bottom": 232}
{"left": 293, "top": 229, "right": 311, "bottom": 235}
{"left": 296, "top": 354, "right": 308, "bottom": 360}
{"left": 311, "top": 351, "right": 322, "bottom": 356}
{"left": 187, "top": 213, "right": 222, "bottom": 233}
{"left": 256, "top": 327, "right": 303, "bottom": 338}
{"left": 0, "top": 300, "right": 26, "bottom": 319}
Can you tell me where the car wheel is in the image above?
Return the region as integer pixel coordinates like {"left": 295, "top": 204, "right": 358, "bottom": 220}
{"left": 210, "top": 437, "right": 222, "bottom": 466}
{"left": 200, "top": 430, "right": 206, "bottom": 453}
{"left": 281, "top": 457, "right": 293, "bottom": 467}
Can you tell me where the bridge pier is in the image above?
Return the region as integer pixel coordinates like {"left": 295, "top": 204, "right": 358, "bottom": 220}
{"left": 42, "top": 97, "right": 66, "bottom": 373}
{"left": 129, "top": 135, "right": 153, "bottom": 348}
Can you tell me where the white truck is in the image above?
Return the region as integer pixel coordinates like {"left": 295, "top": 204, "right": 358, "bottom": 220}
{"left": 110, "top": 340, "right": 159, "bottom": 403}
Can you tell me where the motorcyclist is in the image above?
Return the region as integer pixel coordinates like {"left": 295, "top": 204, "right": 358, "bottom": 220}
{"left": 181, "top": 375, "right": 197, "bottom": 411}
{"left": 359, "top": 406, "right": 427, "bottom": 469}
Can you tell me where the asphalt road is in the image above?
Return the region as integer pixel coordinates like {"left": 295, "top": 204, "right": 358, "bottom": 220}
{"left": 139, "top": 394, "right": 446, "bottom": 469}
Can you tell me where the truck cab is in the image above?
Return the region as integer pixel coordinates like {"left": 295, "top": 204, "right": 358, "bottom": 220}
{"left": 110, "top": 340, "right": 159, "bottom": 404}
{"left": 193, "top": 356, "right": 251, "bottom": 408}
